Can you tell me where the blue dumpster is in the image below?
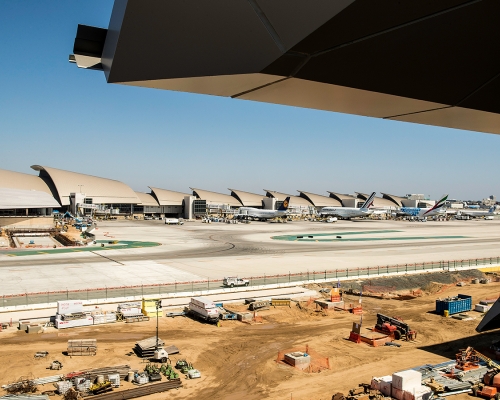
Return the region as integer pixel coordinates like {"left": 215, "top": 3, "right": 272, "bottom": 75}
{"left": 436, "top": 294, "right": 472, "bottom": 315}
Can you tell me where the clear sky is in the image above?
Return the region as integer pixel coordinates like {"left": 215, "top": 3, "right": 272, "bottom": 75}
{"left": 1, "top": 1, "right": 498, "bottom": 201}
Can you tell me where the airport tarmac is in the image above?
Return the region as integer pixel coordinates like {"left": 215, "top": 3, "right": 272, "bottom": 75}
{"left": 0, "top": 218, "right": 499, "bottom": 295}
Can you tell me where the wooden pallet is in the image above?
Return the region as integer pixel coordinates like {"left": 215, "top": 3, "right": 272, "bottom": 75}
{"left": 125, "top": 315, "right": 150, "bottom": 323}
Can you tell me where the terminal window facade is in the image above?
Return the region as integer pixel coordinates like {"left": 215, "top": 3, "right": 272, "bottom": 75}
{"left": 133, "top": 205, "right": 144, "bottom": 213}
{"left": 110, "top": 203, "right": 133, "bottom": 214}
{"left": 193, "top": 200, "right": 207, "bottom": 215}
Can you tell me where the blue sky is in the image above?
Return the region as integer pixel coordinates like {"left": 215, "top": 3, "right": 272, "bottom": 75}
{"left": 0, "top": 1, "right": 498, "bottom": 201}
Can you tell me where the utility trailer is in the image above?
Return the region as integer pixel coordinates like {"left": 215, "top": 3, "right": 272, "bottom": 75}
{"left": 188, "top": 297, "right": 219, "bottom": 324}
{"left": 374, "top": 314, "right": 416, "bottom": 341}
{"left": 218, "top": 308, "right": 238, "bottom": 320}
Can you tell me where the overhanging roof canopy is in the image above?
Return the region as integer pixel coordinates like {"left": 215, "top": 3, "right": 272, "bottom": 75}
{"left": 228, "top": 188, "right": 264, "bottom": 207}
{"left": 476, "top": 299, "right": 500, "bottom": 332}
{"left": 191, "top": 188, "right": 242, "bottom": 207}
{"left": 265, "top": 190, "right": 312, "bottom": 207}
{"left": 356, "top": 192, "right": 397, "bottom": 208}
{"left": 0, "top": 188, "right": 60, "bottom": 209}
{"left": 149, "top": 187, "right": 188, "bottom": 206}
{"left": 135, "top": 192, "right": 159, "bottom": 207}
{"left": 72, "top": 1, "right": 500, "bottom": 135}
{"left": 381, "top": 193, "right": 407, "bottom": 207}
{"left": 298, "top": 191, "right": 341, "bottom": 207}
{"left": 328, "top": 192, "right": 356, "bottom": 201}
{"left": 0, "top": 168, "right": 56, "bottom": 196}
{"left": 31, "top": 165, "right": 140, "bottom": 206}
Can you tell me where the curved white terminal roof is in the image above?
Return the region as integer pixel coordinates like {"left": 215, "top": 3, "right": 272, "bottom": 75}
{"left": 191, "top": 188, "right": 242, "bottom": 207}
{"left": 264, "top": 190, "right": 312, "bottom": 207}
{"left": 0, "top": 168, "right": 55, "bottom": 195}
{"left": 228, "top": 188, "right": 264, "bottom": 207}
{"left": 327, "top": 191, "right": 357, "bottom": 202}
{"left": 0, "top": 188, "right": 60, "bottom": 209}
{"left": 135, "top": 192, "right": 159, "bottom": 206}
{"left": 31, "top": 165, "right": 140, "bottom": 206}
{"left": 298, "top": 191, "right": 342, "bottom": 207}
{"left": 381, "top": 193, "right": 407, "bottom": 207}
{"left": 148, "top": 187, "right": 188, "bottom": 206}
{"left": 356, "top": 192, "right": 397, "bottom": 208}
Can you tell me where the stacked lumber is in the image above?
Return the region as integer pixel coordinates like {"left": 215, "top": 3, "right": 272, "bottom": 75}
{"left": 90, "top": 379, "right": 182, "bottom": 400}
{"left": 85, "top": 365, "right": 131, "bottom": 380}
{"left": 67, "top": 339, "right": 97, "bottom": 356}
{"left": 133, "top": 337, "right": 164, "bottom": 358}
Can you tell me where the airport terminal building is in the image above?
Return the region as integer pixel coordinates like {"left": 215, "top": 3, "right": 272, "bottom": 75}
{"left": 0, "top": 165, "right": 470, "bottom": 228}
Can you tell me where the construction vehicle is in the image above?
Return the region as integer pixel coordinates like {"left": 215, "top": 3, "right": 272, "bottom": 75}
{"left": 458, "top": 347, "right": 500, "bottom": 399}
{"left": 49, "top": 360, "right": 63, "bottom": 370}
{"left": 89, "top": 381, "right": 112, "bottom": 395}
{"left": 472, "top": 384, "right": 499, "bottom": 399}
{"left": 223, "top": 277, "right": 249, "bottom": 288}
{"left": 374, "top": 313, "right": 417, "bottom": 340}
{"left": 144, "top": 363, "right": 162, "bottom": 382}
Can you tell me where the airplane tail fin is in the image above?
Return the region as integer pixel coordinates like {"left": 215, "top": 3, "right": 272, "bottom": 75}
{"left": 424, "top": 194, "right": 448, "bottom": 215}
{"left": 361, "top": 192, "right": 376, "bottom": 209}
{"left": 278, "top": 197, "right": 291, "bottom": 211}
{"left": 489, "top": 206, "right": 496, "bottom": 213}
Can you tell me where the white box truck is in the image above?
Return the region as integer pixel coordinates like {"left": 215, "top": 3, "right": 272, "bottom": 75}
{"left": 188, "top": 297, "right": 219, "bottom": 324}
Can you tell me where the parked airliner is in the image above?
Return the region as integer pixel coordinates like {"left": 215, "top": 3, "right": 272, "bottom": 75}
{"left": 319, "top": 192, "right": 376, "bottom": 219}
{"left": 236, "top": 197, "right": 291, "bottom": 221}
{"left": 399, "top": 195, "right": 448, "bottom": 219}
{"left": 458, "top": 206, "right": 498, "bottom": 218}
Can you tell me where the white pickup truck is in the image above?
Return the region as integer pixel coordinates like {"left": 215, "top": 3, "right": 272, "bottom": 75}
{"left": 223, "top": 277, "right": 249, "bottom": 288}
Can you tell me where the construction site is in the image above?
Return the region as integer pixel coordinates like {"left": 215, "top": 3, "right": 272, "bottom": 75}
{"left": 1, "top": 202, "right": 500, "bottom": 400}
{"left": 1, "top": 266, "right": 500, "bottom": 400}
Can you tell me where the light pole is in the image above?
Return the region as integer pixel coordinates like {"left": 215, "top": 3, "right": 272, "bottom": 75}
{"left": 155, "top": 300, "right": 162, "bottom": 350}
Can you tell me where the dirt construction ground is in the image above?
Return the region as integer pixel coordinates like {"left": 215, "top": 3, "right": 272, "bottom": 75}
{"left": 1, "top": 279, "right": 499, "bottom": 400}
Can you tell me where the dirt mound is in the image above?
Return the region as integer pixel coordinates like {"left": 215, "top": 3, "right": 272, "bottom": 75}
{"left": 317, "top": 269, "right": 487, "bottom": 298}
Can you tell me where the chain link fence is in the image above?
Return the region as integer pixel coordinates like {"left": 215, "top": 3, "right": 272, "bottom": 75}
{"left": 2, "top": 256, "right": 499, "bottom": 308}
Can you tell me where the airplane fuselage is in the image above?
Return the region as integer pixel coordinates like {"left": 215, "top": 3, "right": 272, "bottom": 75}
{"left": 237, "top": 207, "right": 287, "bottom": 220}
{"left": 400, "top": 207, "right": 445, "bottom": 218}
{"left": 320, "top": 207, "right": 373, "bottom": 219}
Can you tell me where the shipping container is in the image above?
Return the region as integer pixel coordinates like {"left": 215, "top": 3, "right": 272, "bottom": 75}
{"left": 435, "top": 294, "right": 472, "bottom": 315}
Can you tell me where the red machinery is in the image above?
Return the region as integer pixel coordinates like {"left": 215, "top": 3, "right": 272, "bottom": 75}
{"left": 373, "top": 314, "right": 417, "bottom": 341}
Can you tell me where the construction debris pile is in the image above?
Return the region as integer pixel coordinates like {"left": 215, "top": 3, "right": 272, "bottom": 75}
{"left": 337, "top": 346, "right": 500, "bottom": 400}
{"left": 67, "top": 339, "right": 97, "bottom": 357}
